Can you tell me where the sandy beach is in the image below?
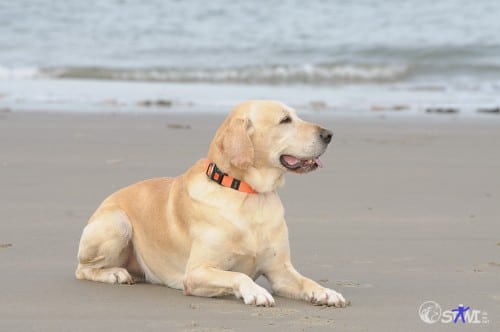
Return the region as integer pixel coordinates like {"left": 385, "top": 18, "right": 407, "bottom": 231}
{"left": 0, "top": 110, "right": 498, "bottom": 331}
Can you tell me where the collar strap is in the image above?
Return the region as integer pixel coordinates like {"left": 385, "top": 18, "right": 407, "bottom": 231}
{"left": 204, "top": 160, "right": 257, "bottom": 194}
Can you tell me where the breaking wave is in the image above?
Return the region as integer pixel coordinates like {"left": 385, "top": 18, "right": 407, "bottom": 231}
{"left": 8, "top": 63, "right": 410, "bottom": 84}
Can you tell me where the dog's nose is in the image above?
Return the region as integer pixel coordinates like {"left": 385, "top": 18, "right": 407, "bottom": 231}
{"left": 319, "top": 128, "right": 333, "bottom": 144}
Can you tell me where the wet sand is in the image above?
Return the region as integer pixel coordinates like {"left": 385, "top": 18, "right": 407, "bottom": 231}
{"left": 0, "top": 111, "right": 499, "bottom": 331}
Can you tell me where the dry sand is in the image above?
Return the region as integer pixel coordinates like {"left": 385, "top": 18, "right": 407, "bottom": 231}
{"left": 0, "top": 111, "right": 499, "bottom": 331}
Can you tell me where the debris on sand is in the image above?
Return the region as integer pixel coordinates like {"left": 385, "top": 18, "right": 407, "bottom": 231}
{"left": 137, "top": 99, "right": 173, "bottom": 108}
{"left": 477, "top": 107, "right": 500, "bottom": 114}
{"left": 309, "top": 101, "right": 328, "bottom": 111}
{"left": 166, "top": 123, "right": 191, "bottom": 130}
{"left": 371, "top": 105, "right": 409, "bottom": 112}
{"left": 425, "top": 107, "right": 459, "bottom": 114}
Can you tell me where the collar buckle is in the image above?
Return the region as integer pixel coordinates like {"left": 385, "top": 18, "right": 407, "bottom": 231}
{"left": 206, "top": 162, "right": 226, "bottom": 185}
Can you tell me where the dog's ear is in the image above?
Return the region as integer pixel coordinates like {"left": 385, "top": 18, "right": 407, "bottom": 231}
{"left": 219, "top": 117, "right": 254, "bottom": 170}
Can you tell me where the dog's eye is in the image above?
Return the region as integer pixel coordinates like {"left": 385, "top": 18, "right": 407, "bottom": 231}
{"left": 279, "top": 115, "right": 292, "bottom": 124}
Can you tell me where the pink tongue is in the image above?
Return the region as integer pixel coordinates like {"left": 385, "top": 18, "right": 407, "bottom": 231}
{"left": 283, "top": 155, "right": 324, "bottom": 168}
{"left": 283, "top": 155, "right": 301, "bottom": 166}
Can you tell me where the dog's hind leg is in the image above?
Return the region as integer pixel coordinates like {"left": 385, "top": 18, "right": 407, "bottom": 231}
{"left": 75, "top": 210, "right": 136, "bottom": 284}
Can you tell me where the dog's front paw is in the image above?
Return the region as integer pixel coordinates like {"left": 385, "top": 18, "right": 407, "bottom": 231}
{"left": 107, "top": 268, "right": 135, "bottom": 285}
{"left": 304, "top": 287, "right": 346, "bottom": 307}
{"left": 236, "top": 281, "right": 275, "bottom": 307}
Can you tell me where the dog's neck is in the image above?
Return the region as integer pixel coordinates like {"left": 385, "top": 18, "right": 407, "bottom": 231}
{"left": 243, "top": 166, "right": 285, "bottom": 193}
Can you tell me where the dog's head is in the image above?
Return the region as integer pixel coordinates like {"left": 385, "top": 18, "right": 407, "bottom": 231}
{"left": 208, "top": 100, "right": 333, "bottom": 192}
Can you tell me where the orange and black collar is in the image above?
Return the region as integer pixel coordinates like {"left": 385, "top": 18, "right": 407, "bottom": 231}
{"left": 204, "top": 160, "right": 257, "bottom": 194}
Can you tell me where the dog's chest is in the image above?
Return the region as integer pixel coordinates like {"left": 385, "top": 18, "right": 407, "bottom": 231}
{"left": 194, "top": 190, "right": 286, "bottom": 277}
{"left": 223, "top": 197, "right": 285, "bottom": 278}
{"left": 224, "top": 230, "right": 278, "bottom": 279}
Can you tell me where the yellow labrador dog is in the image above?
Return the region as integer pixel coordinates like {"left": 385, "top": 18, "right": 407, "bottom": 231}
{"left": 76, "top": 100, "right": 346, "bottom": 307}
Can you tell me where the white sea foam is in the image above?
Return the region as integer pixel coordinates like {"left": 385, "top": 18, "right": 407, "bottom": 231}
{"left": 0, "top": 66, "right": 40, "bottom": 80}
{"left": 1, "top": 78, "right": 499, "bottom": 116}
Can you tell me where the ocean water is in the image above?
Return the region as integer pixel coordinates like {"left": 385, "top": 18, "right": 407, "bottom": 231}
{"left": 1, "top": 0, "right": 500, "bottom": 114}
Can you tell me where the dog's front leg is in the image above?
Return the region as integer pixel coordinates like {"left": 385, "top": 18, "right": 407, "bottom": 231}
{"left": 265, "top": 255, "right": 346, "bottom": 307}
{"left": 183, "top": 240, "right": 275, "bottom": 306}
{"left": 183, "top": 266, "right": 275, "bottom": 306}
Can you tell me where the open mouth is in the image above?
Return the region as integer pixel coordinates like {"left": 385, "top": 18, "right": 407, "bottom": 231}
{"left": 280, "top": 154, "right": 324, "bottom": 173}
